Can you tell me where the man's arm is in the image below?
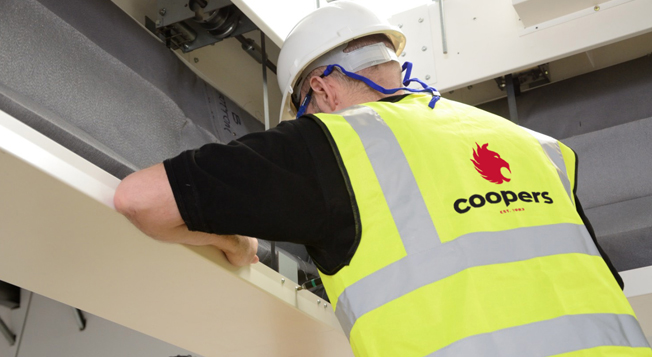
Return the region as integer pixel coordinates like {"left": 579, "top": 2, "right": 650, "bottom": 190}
{"left": 113, "top": 163, "right": 258, "bottom": 267}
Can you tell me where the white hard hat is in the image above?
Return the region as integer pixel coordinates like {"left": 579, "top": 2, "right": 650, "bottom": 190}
{"left": 277, "top": 1, "right": 406, "bottom": 122}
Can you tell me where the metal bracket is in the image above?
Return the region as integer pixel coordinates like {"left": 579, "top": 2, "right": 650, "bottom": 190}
{"left": 145, "top": 0, "right": 257, "bottom": 53}
{"left": 494, "top": 64, "right": 551, "bottom": 122}
{"left": 505, "top": 74, "right": 519, "bottom": 123}
{"left": 277, "top": 251, "right": 299, "bottom": 284}
{"left": 235, "top": 35, "right": 277, "bottom": 75}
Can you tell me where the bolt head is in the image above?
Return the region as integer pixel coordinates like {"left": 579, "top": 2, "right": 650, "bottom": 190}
{"left": 594, "top": 5, "right": 600, "bottom": 11}
{"left": 418, "top": 18, "right": 424, "bottom": 23}
{"left": 401, "top": 52, "right": 406, "bottom": 57}
{"left": 281, "top": 278, "right": 285, "bottom": 284}
{"left": 317, "top": 300, "right": 321, "bottom": 305}
{"left": 155, "top": 20, "right": 161, "bottom": 26}
{"left": 159, "top": 8, "right": 167, "bottom": 16}
{"left": 398, "top": 24, "right": 403, "bottom": 28}
{"left": 421, "top": 46, "right": 427, "bottom": 51}
{"left": 425, "top": 75, "right": 431, "bottom": 80}
{"left": 194, "top": 58, "right": 199, "bottom": 63}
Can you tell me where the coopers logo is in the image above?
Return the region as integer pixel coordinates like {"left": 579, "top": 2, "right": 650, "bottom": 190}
{"left": 454, "top": 143, "right": 554, "bottom": 214}
{"left": 471, "top": 143, "right": 511, "bottom": 184}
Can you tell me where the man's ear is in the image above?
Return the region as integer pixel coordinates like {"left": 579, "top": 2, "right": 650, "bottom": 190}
{"left": 309, "top": 76, "right": 338, "bottom": 113}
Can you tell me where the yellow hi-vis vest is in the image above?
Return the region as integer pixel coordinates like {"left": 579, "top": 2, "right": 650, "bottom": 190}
{"left": 311, "top": 94, "right": 651, "bottom": 357}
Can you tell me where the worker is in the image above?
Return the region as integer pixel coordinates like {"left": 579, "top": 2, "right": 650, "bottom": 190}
{"left": 114, "top": 1, "right": 651, "bottom": 356}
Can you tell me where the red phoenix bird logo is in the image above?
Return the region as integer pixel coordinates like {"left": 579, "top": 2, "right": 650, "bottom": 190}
{"left": 471, "top": 143, "right": 511, "bottom": 184}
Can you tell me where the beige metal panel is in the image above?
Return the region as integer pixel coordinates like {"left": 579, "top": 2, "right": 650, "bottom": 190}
{"left": 0, "top": 110, "right": 352, "bottom": 356}
{"left": 512, "top": 0, "right": 618, "bottom": 28}
{"left": 423, "top": 0, "right": 652, "bottom": 92}
{"left": 176, "top": 31, "right": 283, "bottom": 128}
{"left": 629, "top": 293, "right": 652, "bottom": 345}
{"left": 622, "top": 267, "right": 652, "bottom": 344}
{"left": 112, "top": 0, "right": 283, "bottom": 127}
{"left": 623, "top": 267, "right": 652, "bottom": 299}
{"left": 443, "top": 30, "right": 652, "bottom": 107}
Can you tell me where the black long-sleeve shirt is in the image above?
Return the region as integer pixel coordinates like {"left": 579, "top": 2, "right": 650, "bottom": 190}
{"left": 163, "top": 95, "right": 623, "bottom": 287}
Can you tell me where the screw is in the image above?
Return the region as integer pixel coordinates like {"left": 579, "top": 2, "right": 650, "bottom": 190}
{"left": 425, "top": 75, "right": 431, "bottom": 80}
{"left": 183, "top": 44, "right": 189, "bottom": 49}
{"left": 159, "top": 8, "right": 167, "bottom": 16}
{"left": 324, "top": 304, "right": 328, "bottom": 309}
{"left": 398, "top": 24, "right": 403, "bottom": 28}
{"left": 473, "top": 17, "right": 477, "bottom": 20}
{"left": 281, "top": 278, "right": 285, "bottom": 284}
{"left": 155, "top": 19, "right": 161, "bottom": 26}
{"left": 448, "top": 90, "right": 455, "bottom": 94}
{"left": 422, "top": 46, "right": 427, "bottom": 51}
{"left": 233, "top": 132, "right": 236, "bottom": 136}
{"left": 317, "top": 300, "right": 321, "bottom": 305}
{"left": 594, "top": 5, "right": 600, "bottom": 11}
{"left": 401, "top": 52, "right": 406, "bottom": 57}
{"left": 418, "top": 18, "right": 424, "bottom": 23}
{"left": 467, "top": 85, "right": 473, "bottom": 90}
{"left": 295, "top": 286, "right": 300, "bottom": 291}
{"left": 194, "top": 58, "right": 199, "bottom": 63}
{"left": 500, "top": 83, "right": 506, "bottom": 88}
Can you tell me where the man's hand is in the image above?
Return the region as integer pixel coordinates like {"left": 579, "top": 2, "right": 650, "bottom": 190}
{"left": 114, "top": 163, "right": 259, "bottom": 267}
{"left": 219, "top": 235, "right": 260, "bottom": 267}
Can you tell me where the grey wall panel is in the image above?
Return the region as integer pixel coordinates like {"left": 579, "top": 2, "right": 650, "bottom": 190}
{"left": 563, "top": 116, "right": 652, "bottom": 210}
{"left": 35, "top": 0, "right": 265, "bottom": 145}
{"left": 0, "top": 0, "right": 263, "bottom": 179}
{"left": 585, "top": 195, "right": 652, "bottom": 238}
{"left": 479, "top": 55, "right": 652, "bottom": 140}
{"left": 597, "top": 227, "right": 652, "bottom": 272}
{"left": 584, "top": 195, "right": 652, "bottom": 271}
{"left": 0, "top": 87, "right": 137, "bottom": 178}
{"left": 562, "top": 118, "right": 652, "bottom": 271}
{"left": 0, "top": 0, "right": 183, "bottom": 171}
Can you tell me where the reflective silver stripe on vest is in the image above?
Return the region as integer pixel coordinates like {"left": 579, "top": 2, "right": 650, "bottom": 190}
{"left": 337, "top": 105, "right": 441, "bottom": 253}
{"left": 521, "top": 127, "right": 573, "bottom": 202}
{"left": 335, "top": 223, "right": 599, "bottom": 337}
{"left": 428, "top": 313, "right": 650, "bottom": 357}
